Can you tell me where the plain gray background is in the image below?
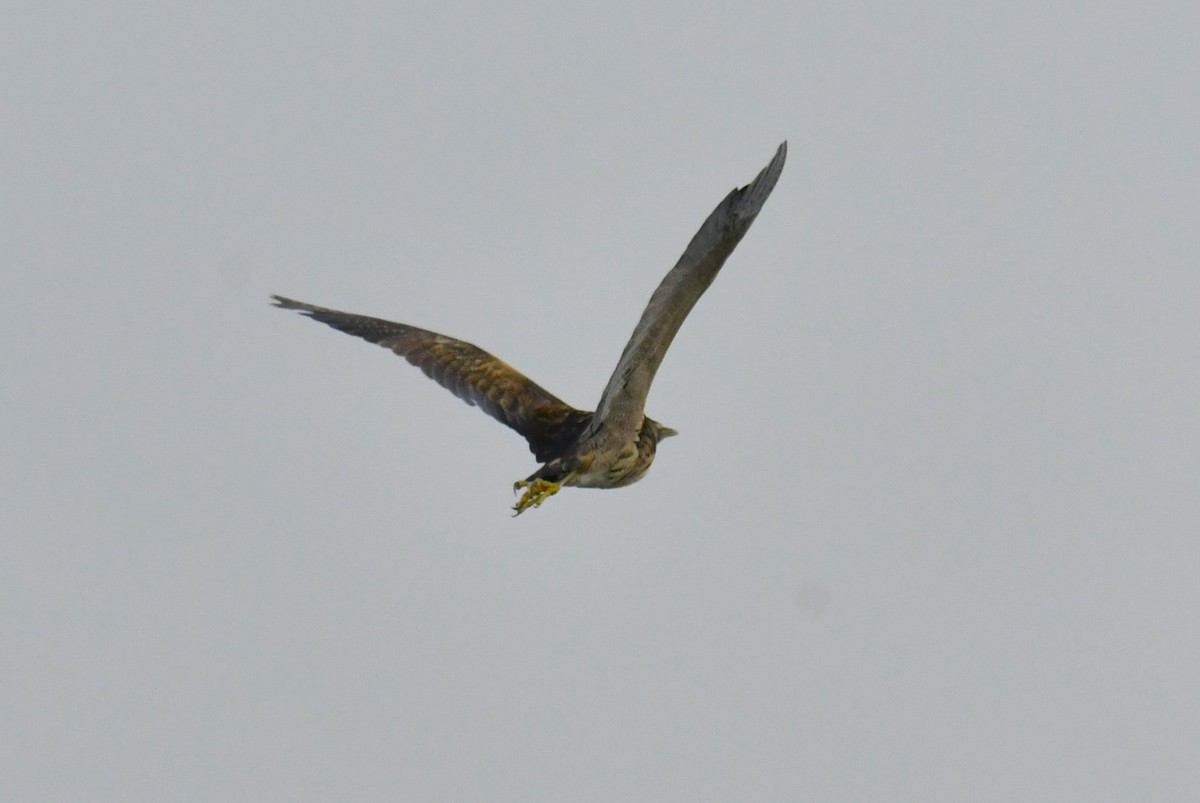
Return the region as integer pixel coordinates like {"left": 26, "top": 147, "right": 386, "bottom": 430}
{"left": 4, "top": 3, "right": 1197, "bottom": 800}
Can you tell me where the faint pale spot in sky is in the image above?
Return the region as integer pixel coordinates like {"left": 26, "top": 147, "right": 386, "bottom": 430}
{"left": 794, "top": 578, "right": 831, "bottom": 617}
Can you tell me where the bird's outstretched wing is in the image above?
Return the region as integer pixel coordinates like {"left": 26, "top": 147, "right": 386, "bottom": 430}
{"left": 271, "top": 296, "right": 591, "bottom": 462}
{"left": 589, "top": 141, "right": 787, "bottom": 437}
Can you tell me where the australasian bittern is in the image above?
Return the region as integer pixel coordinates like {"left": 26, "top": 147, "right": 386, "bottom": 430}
{"left": 274, "top": 142, "right": 786, "bottom": 514}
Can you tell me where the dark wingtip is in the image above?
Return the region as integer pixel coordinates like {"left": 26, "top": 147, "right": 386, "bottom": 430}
{"left": 755, "top": 140, "right": 788, "bottom": 191}
{"left": 271, "top": 295, "right": 321, "bottom": 314}
{"left": 726, "top": 141, "right": 787, "bottom": 223}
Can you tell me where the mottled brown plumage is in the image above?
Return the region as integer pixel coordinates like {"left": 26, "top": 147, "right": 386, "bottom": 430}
{"left": 273, "top": 141, "right": 786, "bottom": 514}
{"left": 268, "top": 299, "right": 592, "bottom": 463}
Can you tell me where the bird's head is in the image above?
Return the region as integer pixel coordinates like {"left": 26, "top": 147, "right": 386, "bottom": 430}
{"left": 648, "top": 420, "right": 678, "bottom": 441}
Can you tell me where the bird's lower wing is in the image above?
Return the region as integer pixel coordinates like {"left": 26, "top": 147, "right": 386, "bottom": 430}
{"left": 272, "top": 296, "right": 590, "bottom": 462}
{"left": 589, "top": 141, "right": 787, "bottom": 437}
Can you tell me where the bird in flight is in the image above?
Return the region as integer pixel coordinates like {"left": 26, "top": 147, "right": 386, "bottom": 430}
{"left": 274, "top": 141, "right": 786, "bottom": 515}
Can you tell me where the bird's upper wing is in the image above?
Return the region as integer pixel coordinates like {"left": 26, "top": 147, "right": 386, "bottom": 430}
{"left": 588, "top": 141, "right": 787, "bottom": 438}
{"left": 272, "top": 296, "right": 591, "bottom": 462}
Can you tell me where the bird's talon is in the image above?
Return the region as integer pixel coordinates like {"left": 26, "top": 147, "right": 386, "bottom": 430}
{"left": 511, "top": 478, "right": 561, "bottom": 516}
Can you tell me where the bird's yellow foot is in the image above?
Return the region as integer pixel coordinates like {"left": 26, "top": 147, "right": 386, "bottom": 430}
{"left": 512, "top": 478, "right": 561, "bottom": 516}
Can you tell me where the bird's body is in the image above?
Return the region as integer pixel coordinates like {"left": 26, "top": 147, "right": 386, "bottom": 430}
{"left": 274, "top": 142, "right": 786, "bottom": 514}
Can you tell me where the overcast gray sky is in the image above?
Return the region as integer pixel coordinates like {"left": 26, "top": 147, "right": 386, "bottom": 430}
{"left": 4, "top": 2, "right": 1198, "bottom": 800}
